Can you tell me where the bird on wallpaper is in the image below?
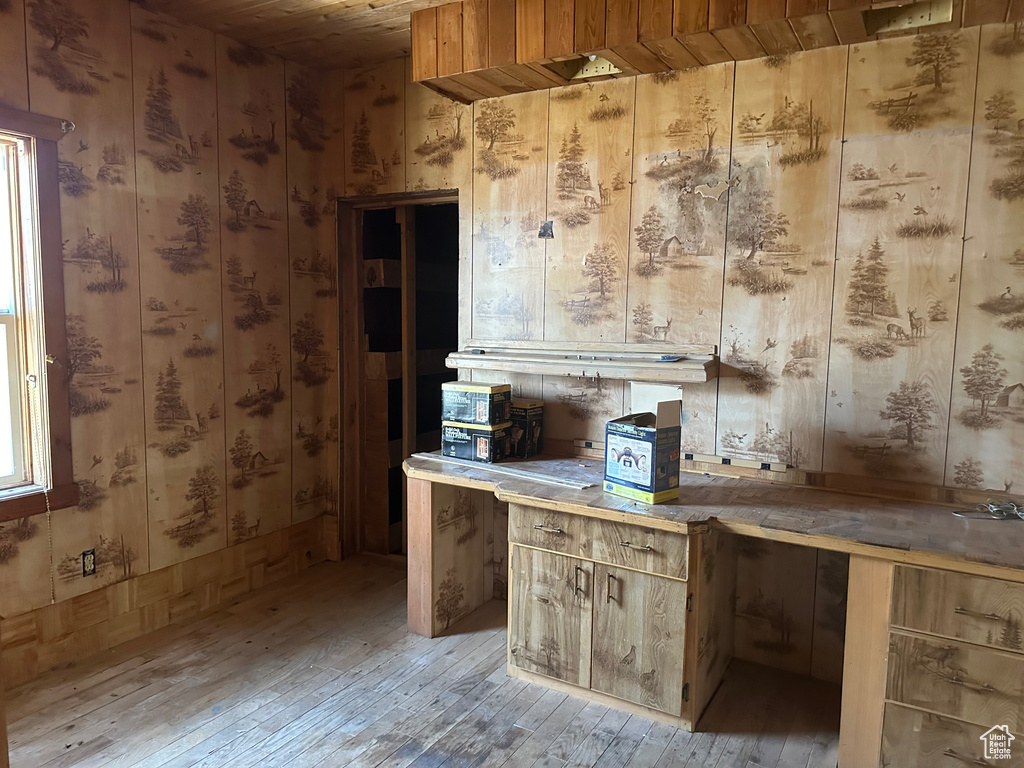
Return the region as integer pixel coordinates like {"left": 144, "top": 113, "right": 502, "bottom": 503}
{"left": 91, "top": 455, "right": 103, "bottom": 469}
{"left": 831, "top": 390, "right": 837, "bottom": 397}
{"left": 620, "top": 645, "right": 636, "bottom": 666}
{"left": 949, "top": 274, "right": 957, "bottom": 282}
{"left": 914, "top": 206, "right": 928, "bottom": 216}
{"left": 893, "top": 192, "right": 906, "bottom": 202}
{"left": 599, "top": 93, "right": 610, "bottom": 102}
{"left": 192, "top": 333, "right": 202, "bottom": 342}
{"left": 762, "top": 338, "right": 778, "bottom": 352}
{"left": 931, "top": 186, "right": 941, "bottom": 192}
{"left": 76, "top": 140, "right": 89, "bottom": 154}
{"left": 179, "top": 321, "right": 187, "bottom": 330}
{"left": 1004, "top": 286, "right": 1014, "bottom": 298}
{"left": 888, "top": 163, "right": 898, "bottom": 173}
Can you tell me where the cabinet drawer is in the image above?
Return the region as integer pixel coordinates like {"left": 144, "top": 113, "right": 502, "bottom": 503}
{"left": 887, "top": 631, "right": 1024, "bottom": 732}
{"left": 581, "top": 518, "right": 688, "bottom": 580}
{"left": 509, "top": 505, "right": 582, "bottom": 556}
{"left": 881, "top": 702, "right": 1024, "bottom": 767}
{"left": 892, "top": 565, "right": 1024, "bottom": 653}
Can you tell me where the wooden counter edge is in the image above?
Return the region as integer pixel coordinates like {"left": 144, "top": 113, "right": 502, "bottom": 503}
{"left": 406, "top": 460, "right": 1024, "bottom": 583}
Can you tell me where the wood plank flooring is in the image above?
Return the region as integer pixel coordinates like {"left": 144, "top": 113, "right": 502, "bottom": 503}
{"left": 6, "top": 559, "right": 840, "bottom": 767}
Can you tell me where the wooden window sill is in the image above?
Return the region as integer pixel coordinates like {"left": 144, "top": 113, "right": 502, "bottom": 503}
{"left": 0, "top": 482, "right": 79, "bottom": 522}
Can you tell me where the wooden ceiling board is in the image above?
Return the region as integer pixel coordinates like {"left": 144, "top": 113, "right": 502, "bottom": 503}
{"left": 139, "top": 0, "right": 454, "bottom": 67}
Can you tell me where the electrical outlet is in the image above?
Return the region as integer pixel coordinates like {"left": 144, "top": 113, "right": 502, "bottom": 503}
{"left": 82, "top": 549, "right": 96, "bottom": 577}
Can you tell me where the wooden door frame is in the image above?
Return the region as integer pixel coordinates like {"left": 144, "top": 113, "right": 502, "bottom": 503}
{"left": 337, "top": 190, "right": 459, "bottom": 558}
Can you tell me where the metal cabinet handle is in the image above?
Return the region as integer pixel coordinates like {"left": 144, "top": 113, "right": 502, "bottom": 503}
{"left": 606, "top": 572, "right": 615, "bottom": 603}
{"left": 620, "top": 541, "right": 653, "bottom": 552}
{"left": 574, "top": 565, "right": 584, "bottom": 595}
{"left": 534, "top": 525, "right": 564, "bottom": 534}
{"left": 954, "top": 606, "right": 1004, "bottom": 622}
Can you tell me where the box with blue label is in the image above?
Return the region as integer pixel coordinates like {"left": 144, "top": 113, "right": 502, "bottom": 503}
{"left": 603, "top": 401, "right": 681, "bottom": 504}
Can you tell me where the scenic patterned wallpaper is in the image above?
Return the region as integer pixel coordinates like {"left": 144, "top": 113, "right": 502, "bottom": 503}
{"left": 0, "top": 0, "right": 340, "bottom": 617}
{"left": 339, "top": 23, "right": 1024, "bottom": 498}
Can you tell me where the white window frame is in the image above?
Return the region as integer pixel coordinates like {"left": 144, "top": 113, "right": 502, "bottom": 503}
{"left": 1, "top": 132, "right": 51, "bottom": 495}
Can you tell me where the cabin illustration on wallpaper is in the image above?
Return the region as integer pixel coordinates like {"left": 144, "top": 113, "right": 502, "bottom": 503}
{"left": 737, "top": 96, "right": 829, "bottom": 167}
{"left": 957, "top": 344, "right": 1023, "bottom": 430}
{"left": 236, "top": 343, "right": 287, "bottom": 418}
{"left": 28, "top": 0, "right": 107, "bottom": 95}
{"left": 63, "top": 228, "right": 128, "bottom": 293}
{"left": 165, "top": 464, "right": 221, "bottom": 548}
{"left": 414, "top": 99, "right": 467, "bottom": 169}
{"left": 223, "top": 170, "right": 281, "bottom": 233}
{"left": 862, "top": 33, "right": 968, "bottom": 131}
{"left": 230, "top": 509, "right": 260, "bottom": 544}
{"left": 152, "top": 193, "right": 214, "bottom": 275}
{"left": 287, "top": 71, "right": 326, "bottom": 152}
{"left": 229, "top": 428, "right": 282, "bottom": 488}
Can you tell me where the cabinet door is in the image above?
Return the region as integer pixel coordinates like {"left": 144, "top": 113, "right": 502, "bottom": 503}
{"left": 592, "top": 564, "right": 687, "bottom": 716}
{"left": 508, "top": 545, "right": 593, "bottom": 688}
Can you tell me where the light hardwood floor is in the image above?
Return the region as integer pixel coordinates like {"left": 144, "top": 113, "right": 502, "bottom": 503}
{"left": 6, "top": 559, "right": 840, "bottom": 767}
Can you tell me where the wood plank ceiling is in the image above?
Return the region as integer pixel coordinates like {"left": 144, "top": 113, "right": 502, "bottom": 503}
{"left": 138, "top": 0, "right": 456, "bottom": 69}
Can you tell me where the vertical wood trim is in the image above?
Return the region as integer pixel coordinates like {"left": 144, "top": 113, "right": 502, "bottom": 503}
{"left": 517, "top": 0, "right": 547, "bottom": 62}
{"left": 0, "top": 618, "right": 7, "bottom": 768}
{"left": 747, "top": 0, "right": 787, "bottom": 22}
{"left": 674, "top": 0, "right": 711, "bottom": 33}
{"left": 785, "top": 0, "right": 828, "bottom": 16}
{"left": 839, "top": 555, "right": 893, "bottom": 768}
{"left": 463, "top": 0, "right": 490, "bottom": 71}
{"left": 638, "top": 0, "right": 674, "bottom": 40}
{"left": 576, "top": 0, "right": 608, "bottom": 50}
{"left": 399, "top": 207, "right": 417, "bottom": 557}
{"left": 546, "top": 0, "right": 578, "bottom": 58}
{"left": 607, "top": 0, "right": 641, "bottom": 47}
{"left": 35, "top": 139, "right": 74, "bottom": 496}
{"left": 339, "top": 205, "right": 364, "bottom": 557}
{"left": 437, "top": 3, "right": 465, "bottom": 77}
{"left": 406, "top": 478, "right": 434, "bottom": 636}
{"left": 709, "top": 0, "right": 747, "bottom": 28}
{"left": 411, "top": 8, "right": 439, "bottom": 81}
{"left": 488, "top": 0, "right": 518, "bottom": 66}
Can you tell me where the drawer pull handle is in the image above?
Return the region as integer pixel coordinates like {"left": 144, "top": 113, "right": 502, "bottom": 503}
{"left": 620, "top": 541, "right": 653, "bottom": 552}
{"left": 537, "top": 597, "right": 550, "bottom": 604}
{"left": 534, "top": 525, "right": 564, "bottom": 535}
{"left": 607, "top": 573, "right": 615, "bottom": 603}
{"left": 574, "top": 565, "right": 584, "bottom": 596}
{"left": 942, "top": 747, "right": 992, "bottom": 766}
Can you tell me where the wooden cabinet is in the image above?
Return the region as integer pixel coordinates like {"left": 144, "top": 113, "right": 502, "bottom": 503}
{"left": 507, "top": 503, "right": 709, "bottom": 728}
{"left": 591, "top": 563, "right": 688, "bottom": 715}
{"left": 508, "top": 546, "right": 593, "bottom": 688}
{"left": 881, "top": 702, "right": 1024, "bottom": 767}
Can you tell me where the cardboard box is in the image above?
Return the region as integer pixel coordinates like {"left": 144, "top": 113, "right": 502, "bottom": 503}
{"left": 603, "top": 401, "right": 681, "bottom": 503}
{"left": 441, "top": 421, "right": 512, "bottom": 463}
{"left": 441, "top": 381, "right": 512, "bottom": 425}
{"left": 509, "top": 400, "right": 544, "bottom": 458}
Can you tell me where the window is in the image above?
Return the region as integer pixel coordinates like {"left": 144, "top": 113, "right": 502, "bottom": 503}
{"left": 0, "top": 106, "right": 76, "bottom": 518}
